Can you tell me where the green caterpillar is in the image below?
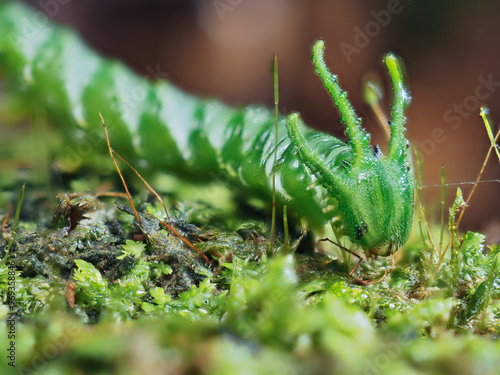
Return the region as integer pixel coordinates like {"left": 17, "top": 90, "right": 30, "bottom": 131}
{"left": 0, "top": 1, "right": 414, "bottom": 256}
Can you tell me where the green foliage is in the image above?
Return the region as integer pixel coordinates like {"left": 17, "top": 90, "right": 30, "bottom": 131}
{"left": 0, "top": 146, "right": 494, "bottom": 375}
{"left": 117, "top": 240, "right": 146, "bottom": 260}
{"left": 1, "top": 241, "right": 500, "bottom": 374}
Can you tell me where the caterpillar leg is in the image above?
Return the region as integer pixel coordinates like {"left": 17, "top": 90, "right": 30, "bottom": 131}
{"left": 319, "top": 238, "right": 363, "bottom": 275}
{"left": 319, "top": 238, "right": 391, "bottom": 284}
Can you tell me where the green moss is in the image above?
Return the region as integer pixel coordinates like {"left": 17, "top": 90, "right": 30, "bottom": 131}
{"left": 0, "top": 173, "right": 499, "bottom": 374}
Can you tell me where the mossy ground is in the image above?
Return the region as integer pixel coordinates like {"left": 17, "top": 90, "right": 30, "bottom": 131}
{"left": 0, "top": 157, "right": 499, "bottom": 375}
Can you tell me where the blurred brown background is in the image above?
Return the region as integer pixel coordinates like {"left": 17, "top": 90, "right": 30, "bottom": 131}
{"left": 22, "top": 0, "right": 500, "bottom": 239}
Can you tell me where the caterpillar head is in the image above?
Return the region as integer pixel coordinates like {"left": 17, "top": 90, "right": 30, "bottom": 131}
{"left": 286, "top": 40, "right": 414, "bottom": 255}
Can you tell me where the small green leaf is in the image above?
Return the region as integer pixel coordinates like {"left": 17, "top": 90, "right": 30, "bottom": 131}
{"left": 463, "top": 281, "right": 489, "bottom": 323}
{"left": 141, "top": 302, "right": 155, "bottom": 313}
{"left": 449, "top": 188, "right": 465, "bottom": 219}
{"left": 461, "top": 232, "right": 486, "bottom": 263}
{"left": 150, "top": 261, "right": 172, "bottom": 277}
{"left": 150, "top": 287, "right": 171, "bottom": 306}
{"left": 117, "top": 240, "right": 146, "bottom": 260}
{"left": 73, "top": 259, "right": 110, "bottom": 306}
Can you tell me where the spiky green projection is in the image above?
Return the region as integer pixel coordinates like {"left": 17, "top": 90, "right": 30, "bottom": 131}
{"left": 287, "top": 41, "right": 413, "bottom": 254}
{"left": 0, "top": 2, "right": 413, "bottom": 255}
